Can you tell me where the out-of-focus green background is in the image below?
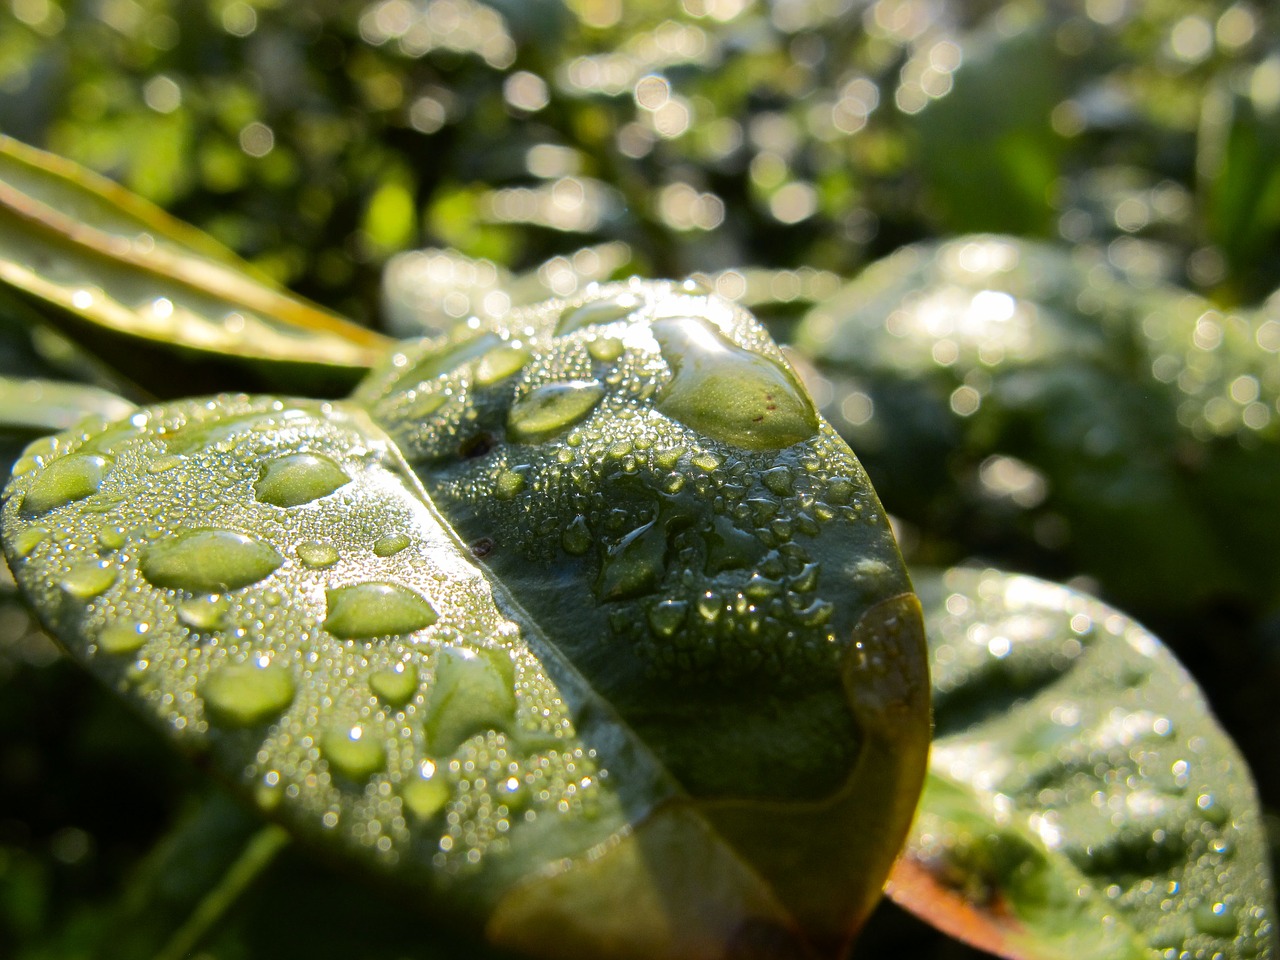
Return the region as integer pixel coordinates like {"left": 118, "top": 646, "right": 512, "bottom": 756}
{"left": 0, "top": 0, "right": 1277, "bottom": 956}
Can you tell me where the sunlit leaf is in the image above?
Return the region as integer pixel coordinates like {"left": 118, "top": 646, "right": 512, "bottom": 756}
{"left": 0, "top": 375, "right": 134, "bottom": 436}
{"left": 0, "top": 135, "right": 390, "bottom": 393}
{"left": 2, "top": 282, "right": 929, "bottom": 958}
{"left": 888, "top": 567, "right": 1277, "bottom": 960}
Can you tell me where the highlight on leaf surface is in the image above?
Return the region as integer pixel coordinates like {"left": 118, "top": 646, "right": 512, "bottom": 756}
{"left": 1, "top": 280, "right": 930, "bottom": 959}
{"left": 0, "top": 135, "right": 389, "bottom": 388}
{"left": 887, "top": 567, "right": 1276, "bottom": 960}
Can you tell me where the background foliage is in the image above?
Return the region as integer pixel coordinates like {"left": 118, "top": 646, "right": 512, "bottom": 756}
{"left": 0, "top": 0, "right": 1277, "bottom": 956}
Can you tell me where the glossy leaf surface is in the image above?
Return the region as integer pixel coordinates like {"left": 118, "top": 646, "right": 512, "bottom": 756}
{"left": 793, "top": 235, "right": 1280, "bottom": 616}
{"left": 1, "top": 282, "right": 929, "bottom": 959}
{"left": 888, "top": 567, "right": 1276, "bottom": 960}
{"left": 0, "top": 136, "right": 389, "bottom": 392}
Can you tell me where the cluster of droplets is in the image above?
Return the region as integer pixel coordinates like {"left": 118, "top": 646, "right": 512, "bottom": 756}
{"left": 362, "top": 280, "right": 899, "bottom": 687}
{"left": 0, "top": 395, "right": 623, "bottom": 893}
{"left": 920, "top": 569, "right": 1274, "bottom": 960}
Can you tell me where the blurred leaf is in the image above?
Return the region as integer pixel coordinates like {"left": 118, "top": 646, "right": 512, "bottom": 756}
{"left": 2, "top": 282, "right": 928, "bottom": 958}
{"left": 889, "top": 567, "right": 1277, "bottom": 960}
{"left": 0, "top": 377, "right": 134, "bottom": 436}
{"left": 0, "top": 135, "right": 390, "bottom": 394}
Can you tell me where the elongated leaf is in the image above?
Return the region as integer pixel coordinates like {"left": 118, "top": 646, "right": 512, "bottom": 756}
{"left": 0, "top": 135, "right": 389, "bottom": 392}
{"left": 2, "top": 281, "right": 929, "bottom": 958}
{"left": 0, "top": 375, "right": 134, "bottom": 435}
{"left": 888, "top": 567, "right": 1276, "bottom": 960}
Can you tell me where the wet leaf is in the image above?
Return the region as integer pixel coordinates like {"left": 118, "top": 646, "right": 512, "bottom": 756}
{"left": 0, "top": 135, "right": 389, "bottom": 393}
{"left": 0, "top": 375, "right": 134, "bottom": 436}
{"left": 888, "top": 567, "right": 1277, "bottom": 960}
{"left": 2, "top": 281, "right": 929, "bottom": 959}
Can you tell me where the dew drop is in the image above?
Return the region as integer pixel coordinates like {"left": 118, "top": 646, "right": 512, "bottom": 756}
{"left": 60, "top": 561, "right": 117, "bottom": 600}
{"left": 588, "top": 337, "right": 625, "bottom": 362}
{"left": 560, "top": 515, "right": 591, "bottom": 556}
{"left": 414, "top": 331, "right": 503, "bottom": 381}
{"left": 178, "top": 596, "right": 229, "bottom": 632}
{"left": 556, "top": 294, "right": 639, "bottom": 335}
{"left": 473, "top": 345, "right": 531, "bottom": 386}
{"left": 12, "top": 525, "right": 48, "bottom": 557}
{"left": 651, "top": 316, "right": 819, "bottom": 451}
{"left": 320, "top": 725, "right": 387, "bottom": 780}
{"left": 597, "top": 519, "right": 666, "bottom": 600}
{"left": 324, "top": 582, "right": 438, "bottom": 639}
{"left": 21, "top": 454, "right": 111, "bottom": 514}
{"left": 373, "top": 532, "right": 411, "bottom": 557}
{"left": 1195, "top": 792, "right": 1230, "bottom": 826}
{"left": 647, "top": 599, "right": 688, "bottom": 638}
{"left": 369, "top": 664, "right": 420, "bottom": 706}
{"left": 402, "top": 765, "right": 450, "bottom": 820}
{"left": 1193, "top": 901, "right": 1238, "bottom": 937}
{"left": 97, "top": 621, "right": 150, "bottom": 655}
{"left": 253, "top": 453, "right": 350, "bottom": 508}
{"left": 297, "top": 540, "right": 339, "bottom": 569}
{"left": 422, "top": 646, "right": 516, "bottom": 755}
{"left": 201, "top": 661, "right": 295, "bottom": 726}
{"left": 762, "top": 466, "right": 795, "bottom": 496}
{"left": 141, "top": 529, "right": 283, "bottom": 593}
{"left": 97, "top": 523, "right": 127, "bottom": 551}
{"left": 507, "top": 380, "right": 605, "bottom": 443}
{"left": 146, "top": 454, "right": 185, "bottom": 475}
{"left": 494, "top": 469, "right": 526, "bottom": 500}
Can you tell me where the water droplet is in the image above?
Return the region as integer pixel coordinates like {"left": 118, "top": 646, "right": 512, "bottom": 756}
{"left": 60, "top": 561, "right": 117, "bottom": 599}
{"left": 201, "top": 661, "right": 295, "bottom": 726}
{"left": 651, "top": 316, "right": 819, "bottom": 451}
{"left": 321, "top": 725, "right": 387, "bottom": 780}
{"left": 97, "top": 523, "right": 127, "bottom": 551}
{"left": 413, "top": 331, "right": 503, "bottom": 381}
{"left": 1193, "top": 901, "right": 1238, "bottom": 937}
{"left": 588, "top": 337, "right": 624, "bottom": 362}
{"left": 762, "top": 466, "right": 795, "bottom": 496}
{"left": 695, "top": 591, "right": 721, "bottom": 622}
{"left": 21, "top": 454, "right": 111, "bottom": 514}
{"left": 178, "top": 596, "right": 229, "bottom": 632}
{"left": 423, "top": 646, "right": 516, "bottom": 755}
{"left": 507, "top": 380, "right": 605, "bottom": 443}
{"left": 97, "top": 621, "right": 150, "bottom": 655}
{"left": 401, "top": 765, "right": 450, "bottom": 820}
{"left": 373, "top": 532, "right": 410, "bottom": 557}
{"left": 324, "top": 582, "right": 438, "bottom": 639}
{"left": 556, "top": 294, "right": 639, "bottom": 335}
{"left": 369, "top": 664, "right": 419, "bottom": 706}
{"left": 473, "top": 345, "right": 531, "bottom": 386}
{"left": 494, "top": 469, "right": 526, "bottom": 500}
{"left": 1195, "top": 792, "right": 1230, "bottom": 826}
{"left": 141, "top": 529, "right": 283, "bottom": 593}
{"left": 690, "top": 451, "right": 721, "bottom": 472}
{"left": 297, "top": 540, "right": 339, "bottom": 569}
{"left": 647, "top": 599, "right": 688, "bottom": 638}
{"left": 704, "top": 515, "right": 765, "bottom": 575}
{"left": 597, "top": 519, "right": 666, "bottom": 600}
{"left": 253, "top": 453, "right": 350, "bottom": 507}
{"left": 146, "top": 454, "right": 185, "bottom": 475}
{"left": 561, "top": 515, "right": 591, "bottom": 555}
{"left": 12, "top": 525, "right": 48, "bottom": 557}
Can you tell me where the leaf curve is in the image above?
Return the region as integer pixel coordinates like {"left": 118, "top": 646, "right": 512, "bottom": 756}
{"left": 887, "top": 567, "right": 1277, "bottom": 960}
{"left": 2, "top": 281, "right": 929, "bottom": 958}
{"left": 0, "top": 135, "right": 389, "bottom": 391}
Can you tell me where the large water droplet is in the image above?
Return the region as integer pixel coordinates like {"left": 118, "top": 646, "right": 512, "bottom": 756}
{"left": 422, "top": 646, "right": 516, "bottom": 755}
{"left": 373, "top": 532, "right": 410, "bottom": 557}
{"left": 296, "top": 541, "right": 339, "bottom": 569}
{"left": 97, "top": 621, "right": 150, "bottom": 655}
{"left": 12, "top": 525, "right": 48, "bottom": 557}
{"left": 324, "top": 582, "right": 438, "bottom": 639}
{"left": 21, "top": 454, "right": 111, "bottom": 514}
{"left": 369, "top": 664, "right": 419, "bottom": 706}
{"left": 494, "top": 469, "right": 526, "bottom": 500}
{"left": 597, "top": 519, "right": 666, "bottom": 601}
{"left": 60, "top": 561, "right": 117, "bottom": 600}
{"left": 201, "top": 661, "right": 295, "bottom": 726}
{"left": 704, "top": 515, "right": 765, "bottom": 575}
{"left": 556, "top": 294, "right": 640, "bottom": 335}
{"left": 254, "top": 453, "right": 350, "bottom": 507}
{"left": 401, "top": 763, "right": 450, "bottom": 820}
{"left": 561, "top": 515, "right": 591, "bottom": 555}
{"left": 507, "top": 380, "right": 605, "bottom": 443}
{"left": 647, "top": 600, "right": 688, "bottom": 638}
{"left": 178, "top": 596, "right": 229, "bottom": 632}
{"left": 1193, "top": 901, "right": 1238, "bottom": 937}
{"left": 141, "top": 529, "right": 283, "bottom": 593}
{"left": 321, "top": 724, "right": 387, "bottom": 780}
{"left": 651, "top": 316, "right": 819, "bottom": 451}
{"left": 474, "top": 345, "right": 531, "bottom": 386}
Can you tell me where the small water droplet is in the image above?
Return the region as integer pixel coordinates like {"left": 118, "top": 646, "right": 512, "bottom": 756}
{"left": 321, "top": 724, "right": 387, "bottom": 780}
{"left": 178, "top": 596, "right": 229, "bottom": 632}
{"left": 423, "top": 646, "right": 516, "bottom": 755}
{"left": 254, "top": 453, "right": 350, "bottom": 507}
{"left": 369, "top": 664, "right": 419, "bottom": 706}
{"left": 561, "top": 515, "right": 591, "bottom": 555}
{"left": 474, "top": 345, "right": 531, "bottom": 386}
{"left": 21, "top": 454, "right": 111, "bottom": 514}
{"left": 651, "top": 316, "right": 819, "bottom": 451}
{"left": 647, "top": 599, "right": 688, "bottom": 638}
{"left": 324, "top": 582, "right": 438, "bottom": 639}
{"left": 494, "top": 469, "right": 526, "bottom": 500}
{"left": 556, "top": 294, "right": 640, "bottom": 335}
{"left": 60, "top": 561, "right": 117, "bottom": 599}
{"left": 141, "top": 529, "right": 283, "bottom": 593}
{"left": 508, "top": 380, "right": 605, "bottom": 443}
{"left": 97, "top": 621, "right": 150, "bottom": 655}
{"left": 297, "top": 541, "right": 339, "bottom": 569}
{"left": 373, "top": 532, "right": 411, "bottom": 557}
{"left": 201, "top": 661, "right": 295, "bottom": 726}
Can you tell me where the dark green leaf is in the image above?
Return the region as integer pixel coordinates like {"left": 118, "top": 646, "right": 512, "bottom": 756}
{"left": 888, "top": 567, "right": 1276, "bottom": 960}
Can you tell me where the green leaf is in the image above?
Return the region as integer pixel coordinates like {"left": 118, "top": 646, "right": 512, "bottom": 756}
{"left": 0, "top": 375, "right": 134, "bottom": 436}
{"left": 2, "top": 281, "right": 929, "bottom": 958}
{"left": 887, "top": 567, "right": 1277, "bottom": 960}
{"left": 0, "top": 135, "right": 390, "bottom": 394}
